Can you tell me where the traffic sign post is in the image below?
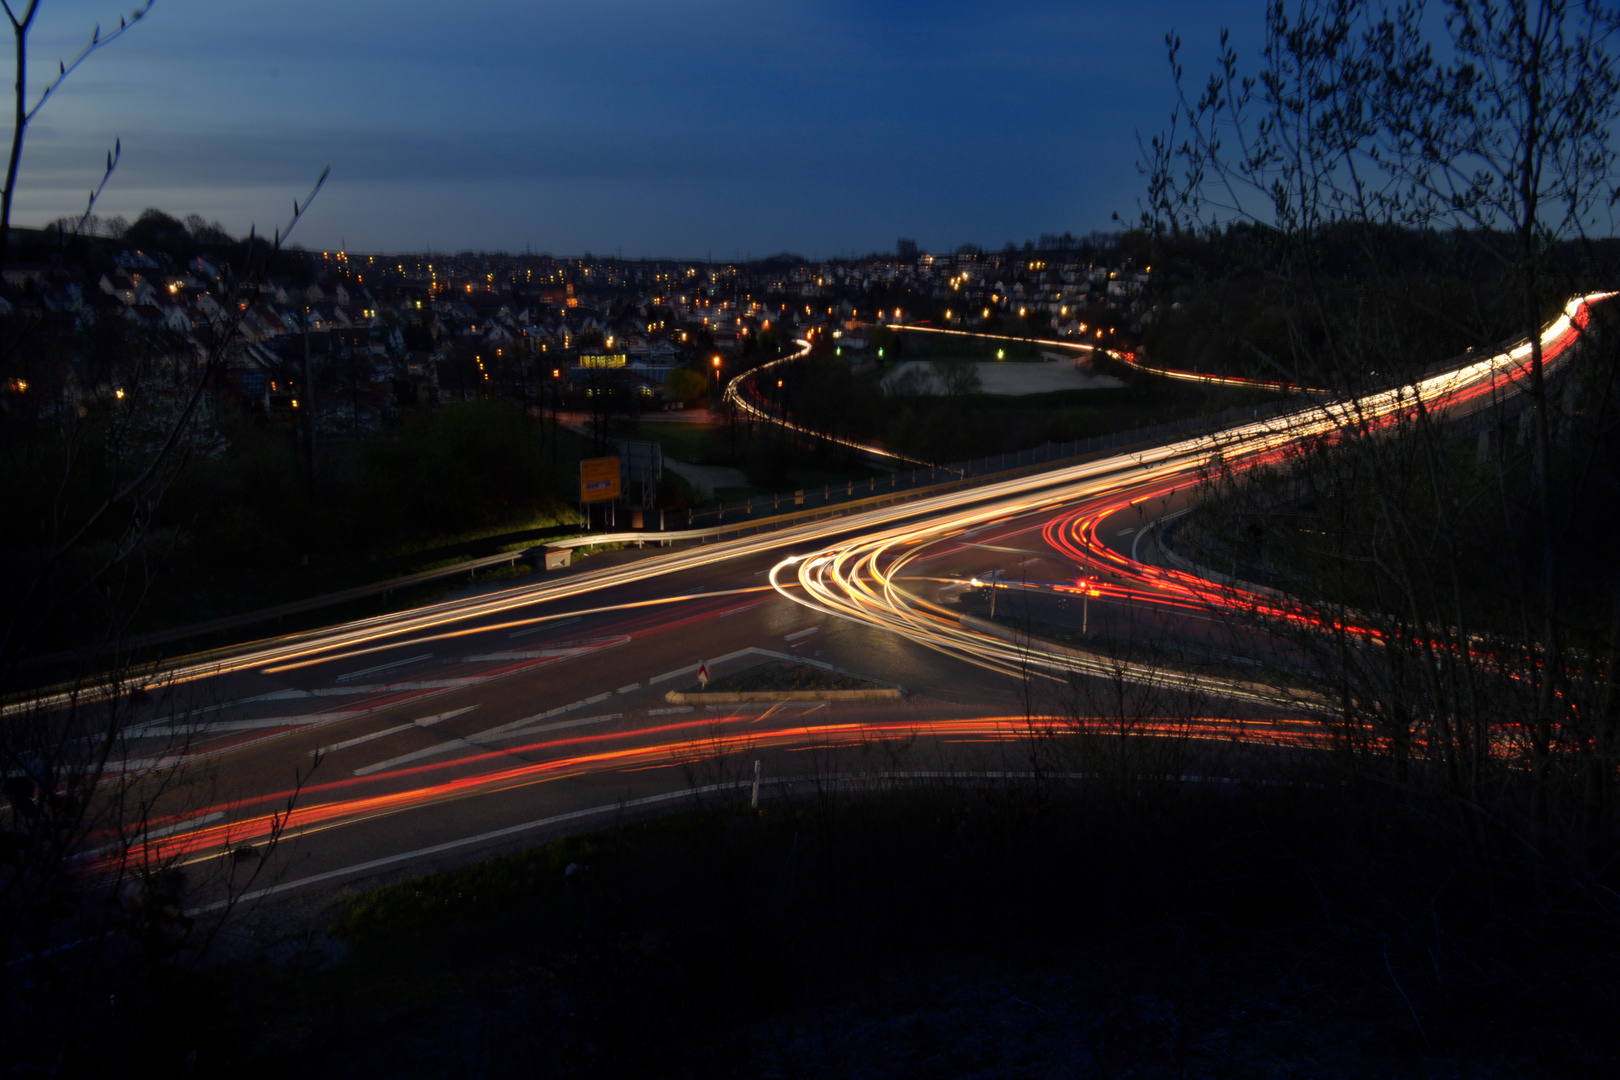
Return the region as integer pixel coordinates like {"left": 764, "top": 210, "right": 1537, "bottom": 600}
{"left": 580, "top": 456, "right": 621, "bottom": 503}
{"left": 697, "top": 662, "right": 709, "bottom": 689}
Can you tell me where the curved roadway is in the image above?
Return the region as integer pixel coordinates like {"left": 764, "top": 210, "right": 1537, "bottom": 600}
{"left": 36, "top": 293, "right": 1604, "bottom": 915}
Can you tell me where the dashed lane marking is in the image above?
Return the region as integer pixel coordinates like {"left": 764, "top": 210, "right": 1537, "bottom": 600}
{"left": 509, "top": 616, "right": 581, "bottom": 638}
{"left": 311, "top": 706, "right": 480, "bottom": 757}
{"left": 353, "top": 690, "right": 624, "bottom": 776}
{"left": 336, "top": 653, "right": 433, "bottom": 683}
{"left": 484, "top": 713, "right": 621, "bottom": 743}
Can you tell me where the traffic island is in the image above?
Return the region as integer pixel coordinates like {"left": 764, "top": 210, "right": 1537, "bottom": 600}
{"left": 664, "top": 660, "right": 904, "bottom": 704}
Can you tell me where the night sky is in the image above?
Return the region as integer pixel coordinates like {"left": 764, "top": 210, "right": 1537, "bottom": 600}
{"left": 12, "top": 1, "right": 1257, "bottom": 257}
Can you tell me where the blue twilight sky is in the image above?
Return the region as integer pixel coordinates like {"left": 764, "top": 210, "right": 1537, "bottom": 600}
{"left": 9, "top": 1, "right": 1261, "bottom": 257}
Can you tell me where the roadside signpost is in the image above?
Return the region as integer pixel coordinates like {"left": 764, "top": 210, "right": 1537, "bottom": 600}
{"left": 579, "top": 456, "right": 621, "bottom": 528}
{"left": 697, "top": 662, "right": 709, "bottom": 689}
{"left": 580, "top": 457, "right": 621, "bottom": 503}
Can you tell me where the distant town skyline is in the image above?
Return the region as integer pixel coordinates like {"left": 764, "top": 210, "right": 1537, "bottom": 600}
{"left": 10, "top": 1, "right": 1259, "bottom": 257}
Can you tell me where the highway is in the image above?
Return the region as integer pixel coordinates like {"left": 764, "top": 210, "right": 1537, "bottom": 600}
{"left": 38, "top": 293, "right": 1608, "bottom": 914}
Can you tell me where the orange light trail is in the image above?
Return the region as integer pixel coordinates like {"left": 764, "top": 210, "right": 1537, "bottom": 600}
{"left": 98, "top": 713, "right": 1322, "bottom": 867}
{"left": 773, "top": 294, "right": 1612, "bottom": 706}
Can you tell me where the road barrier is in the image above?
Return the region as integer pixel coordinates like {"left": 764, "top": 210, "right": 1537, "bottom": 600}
{"left": 545, "top": 395, "right": 1304, "bottom": 550}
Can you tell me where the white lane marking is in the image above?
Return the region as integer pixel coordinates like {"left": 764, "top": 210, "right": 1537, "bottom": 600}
{"left": 187, "top": 782, "right": 759, "bottom": 915}
{"left": 311, "top": 706, "right": 480, "bottom": 756}
{"left": 353, "top": 692, "right": 617, "bottom": 776}
{"left": 462, "top": 635, "right": 630, "bottom": 663}
{"left": 1116, "top": 527, "right": 1137, "bottom": 536}
{"left": 135, "top": 711, "right": 362, "bottom": 736}
{"left": 336, "top": 653, "right": 433, "bottom": 683}
{"left": 364, "top": 678, "right": 470, "bottom": 689}
{"left": 647, "top": 706, "right": 693, "bottom": 715}
{"left": 102, "top": 755, "right": 185, "bottom": 772}
{"left": 108, "top": 675, "right": 498, "bottom": 770}
{"left": 650, "top": 663, "right": 706, "bottom": 685}
{"left": 784, "top": 627, "right": 819, "bottom": 641}
{"left": 126, "top": 687, "right": 336, "bottom": 733}
{"left": 484, "top": 713, "right": 621, "bottom": 742}
{"left": 649, "top": 646, "right": 834, "bottom": 686}
{"left": 131, "top": 680, "right": 461, "bottom": 733}
{"left": 509, "top": 616, "right": 581, "bottom": 638}
{"left": 136, "top": 689, "right": 310, "bottom": 726}
{"left": 614, "top": 683, "right": 640, "bottom": 694}
{"left": 718, "top": 600, "right": 768, "bottom": 618}
{"left": 477, "top": 697, "right": 620, "bottom": 737}
{"left": 464, "top": 649, "right": 583, "bottom": 661}
{"left": 353, "top": 741, "right": 471, "bottom": 777}
{"left": 125, "top": 676, "right": 502, "bottom": 741}
{"left": 1132, "top": 506, "right": 1190, "bottom": 565}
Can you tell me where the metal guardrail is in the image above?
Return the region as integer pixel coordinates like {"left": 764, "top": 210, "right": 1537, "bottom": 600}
{"left": 27, "top": 299, "right": 1603, "bottom": 677}
{"left": 43, "top": 391, "right": 1305, "bottom": 665}
{"left": 560, "top": 394, "right": 1302, "bottom": 546}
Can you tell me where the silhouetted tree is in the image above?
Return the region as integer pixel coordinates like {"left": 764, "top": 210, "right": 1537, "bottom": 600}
{"left": 1145, "top": 0, "right": 1620, "bottom": 860}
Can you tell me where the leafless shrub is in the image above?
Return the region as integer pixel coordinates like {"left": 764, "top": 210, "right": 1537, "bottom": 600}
{"left": 1144, "top": 0, "right": 1620, "bottom": 867}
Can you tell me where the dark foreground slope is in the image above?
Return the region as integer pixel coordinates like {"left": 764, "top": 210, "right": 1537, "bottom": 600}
{"left": 71, "top": 777, "right": 1619, "bottom": 1079}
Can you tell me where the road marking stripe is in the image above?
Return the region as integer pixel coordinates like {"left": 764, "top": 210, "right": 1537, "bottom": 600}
{"left": 783, "top": 627, "right": 818, "bottom": 641}
{"left": 470, "top": 695, "right": 621, "bottom": 738}
{"left": 134, "top": 689, "right": 311, "bottom": 728}
{"left": 484, "top": 713, "right": 621, "bottom": 742}
{"left": 135, "top": 710, "right": 362, "bottom": 736}
{"left": 311, "top": 706, "right": 480, "bottom": 756}
{"left": 187, "top": 783, "right": 757, "bottom": 915}
{"left": 352, "top": 691, "right": 623, "bottom": 776}
{"left": 464, "top": 649, "right": 586, "bottom": 661}
{"left": 509, "top": 616, "right": 581, "bottom": 638}
{"left": 462, "top": 635, "right": 630, "bottom": 664}
{"left": 336, "top": 653, "right": 433, "bottom": 683}
{"left": 648, "top": 645, "right": 819, "bottom": 686}
{"left": 614, "top": 683, "right": 640, "bottom": 694}
{"left": 353, "top": 741, "right": 465, "bottom": 776}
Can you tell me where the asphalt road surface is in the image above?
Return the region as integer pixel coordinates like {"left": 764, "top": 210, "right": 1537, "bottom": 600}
{"left": 27, "top": 293, "right": 1604, "bottom": 919}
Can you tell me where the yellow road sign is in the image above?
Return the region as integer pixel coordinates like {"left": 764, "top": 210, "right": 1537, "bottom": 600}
{"left": 580, "top": 456, "right": 621, "bottom": 503}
